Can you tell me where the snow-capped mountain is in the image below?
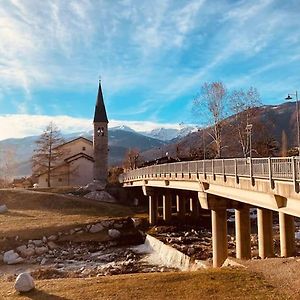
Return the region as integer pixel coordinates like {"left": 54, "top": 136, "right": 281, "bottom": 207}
{"left": 0, "top": 124, "right": 196, "bottom": 177}
{"left": 110, "top": 125, "right": 136, "bottom": 133}
{"left": 141, "top": 126, "right": 198, "bottom": 141}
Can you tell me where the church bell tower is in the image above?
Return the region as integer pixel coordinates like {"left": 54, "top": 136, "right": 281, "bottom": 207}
{"left": 93, "top": 80, "right": 108, "bottom": 187}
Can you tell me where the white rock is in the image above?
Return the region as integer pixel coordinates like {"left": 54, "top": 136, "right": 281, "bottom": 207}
{"left": 222, "top": 258, "right": 246, "bottom": 268}
{"left": 108, "top": 229, "right": 121, "bottom": 239}
{"left": 47, "top": 241, "right": 58, "bottom": 250}
{"left": 18, "top": 247, "right": 35, "bottom": 258}
{"left": 16, "top": 245, "right": 27, "bottom": 253}
{"left": 40, "top": 258, "right": 47, "bottom": 265}
{"left": 89, "top": 223, "right": 104, "bottom": 233}
{"left": 84, "top": 190, "right": 116, "bottom": 203}
{"left": 32, "top": 240, "right": 43, "bottom": 247}
{"left": 15, "top": 272, "right": 35, "bottom": 293}
{"left": 101, "top": 220, "right": 114, "bottom": 228}
{"left": 0, "top": 204, "right": 8, "bottom": 214}
{"left": 48, "top": 235, "right": 58, "bottom": 241}
{"left": 35, "top": 246, "right": 48, "bottom": 256}
{"left": 3, "top": 250, "right": 14, "bottom": 261}
{"left": 9, "top": 257, "right": 24, "bottom": 264}
{"left": 3, "top": 250, "right": 24, "bottom": 264}
{"left": 131, "top": 218, "right": 142, "bottom": 228}
{"left": 113, "top": 223, "right": 123, "bottom": 229}
{"left": 42, "top": 236, "right": 47, "bottom": 243}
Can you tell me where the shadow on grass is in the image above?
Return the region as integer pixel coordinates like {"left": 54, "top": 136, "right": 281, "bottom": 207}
{"left": 20, "top": 289, "right": 69, "bottom": 300}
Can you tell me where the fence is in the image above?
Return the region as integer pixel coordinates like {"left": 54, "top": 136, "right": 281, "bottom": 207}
{"left": 120, "top": 157, "right": 300, "bottom": 185}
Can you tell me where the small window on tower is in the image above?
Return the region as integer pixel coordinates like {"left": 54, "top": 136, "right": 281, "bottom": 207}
{"left": 97, "top": 127, "right": 105, "bottom": 136}
{"left": 58, "top": 178, "right": 62, "bottom": 182}
{"left": 82, "top": 146, "right": 86, "bottom": 151}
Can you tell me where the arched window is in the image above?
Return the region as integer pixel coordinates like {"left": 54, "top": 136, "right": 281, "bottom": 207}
{"left": 97, "top": 127, "right": 105, "bottom": 136}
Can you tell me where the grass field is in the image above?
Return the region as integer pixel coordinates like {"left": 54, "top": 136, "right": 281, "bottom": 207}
{"left": 0, "top": 189, "right": 292, "bottom": 299}
{"left": 0, "top": 269, "right": 284, "bottom": 300}
{"left": 0, "top": 189, "right": 142, "bottom": 242}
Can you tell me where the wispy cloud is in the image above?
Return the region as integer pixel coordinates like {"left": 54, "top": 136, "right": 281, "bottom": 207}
{"left": 0, "top": 0, "right": 300, "bottom": 133}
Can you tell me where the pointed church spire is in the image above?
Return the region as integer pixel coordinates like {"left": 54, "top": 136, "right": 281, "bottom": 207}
{"left": 93, "top": 80, "right": 108, "bottom": 123}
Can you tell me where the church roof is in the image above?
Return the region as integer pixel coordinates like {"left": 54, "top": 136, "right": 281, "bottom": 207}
{"left": 94, "top": 80, "right": 108, "bottom": 123}
{"left": 54, "top": 137, "right": 92, "bottom": 150}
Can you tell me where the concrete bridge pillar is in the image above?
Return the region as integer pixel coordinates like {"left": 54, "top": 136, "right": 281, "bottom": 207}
{"left": 176, "top": 194, "right": 186, "bottom": 221}
{"left": 190, "top": 196, "right": 200, "bottom": 220}
{"left": 149, "top": 194, "right": 158, "bottom": 225}
{"left": 212, "top": 208, "right": 228, "bottom": 267}
{"left": 279, "top": 212, "right": 295, "bottom": 257}
{"left": 257, "top": 208, "right": 274, "bottom": 258}
{"left": 163, "top": 191, "right": 172, "bottom": 222}
{"left": 235, "top": 207, "right": 251, "bottom": 259}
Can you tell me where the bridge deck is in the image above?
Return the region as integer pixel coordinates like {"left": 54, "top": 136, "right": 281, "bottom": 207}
{"left": 121, "top": 157, "right": 300, "bottom": 217}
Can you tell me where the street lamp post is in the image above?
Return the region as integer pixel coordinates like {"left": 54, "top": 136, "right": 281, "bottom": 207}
{"left": 246, "top": 124, "right": 253, "bottom": 159}
{"left": 285, "top": 91, "right": 300, "bottom": 155}
{"left": 203, "top": 129, "right": 206, "bottom": 160}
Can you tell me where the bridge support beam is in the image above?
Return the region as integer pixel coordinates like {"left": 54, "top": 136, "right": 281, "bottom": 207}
{"left": 176, "top": 194, "right": 186, "bottom": 221}
{"left": 279, "top": 212, "right": 295, "bottom": 257}
{"left": 235, "top": 207, "right": 251, "bottom": 259}
{"left": 257, "top": 208, "right": 274, "bottom": 258}
{"left": 163, "top": 192, "right": 172, "bottom": 222}
{"left": 212, "top": 208, "right": 228, "bottom": 267}
{"left": 149, "top": 194, "right": 158, "bottom": 225}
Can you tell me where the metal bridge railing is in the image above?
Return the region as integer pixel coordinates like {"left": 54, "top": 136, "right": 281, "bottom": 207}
{"left": 120, "top": 157, "right": 300, "bottom": 188}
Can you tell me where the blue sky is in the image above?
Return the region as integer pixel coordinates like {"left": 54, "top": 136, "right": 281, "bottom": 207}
{"left": 0, "top": 0, "right": 300, "bottom": 139}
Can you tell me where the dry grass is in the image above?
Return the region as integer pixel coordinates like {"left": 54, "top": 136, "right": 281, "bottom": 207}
{"left": 0, "top": 189, "right": 139, "bottom": 242}
{"left": 0, "top": 269, "right": 284, "bottom": 300}
{"left": 244, "top": 257, "right": 300, "bottom": 298}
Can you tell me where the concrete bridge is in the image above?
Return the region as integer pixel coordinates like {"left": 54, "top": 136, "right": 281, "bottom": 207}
{"left": 120, "top": 157, "right": 300, "bottom": 267}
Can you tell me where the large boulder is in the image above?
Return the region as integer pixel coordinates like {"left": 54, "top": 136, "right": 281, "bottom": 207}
{"left": 85, "top": 180, "right": 107, "bottom": 191}
{"left": 89, "top": 223, "right": 104, "bottom": 233}
{"left": 3, "top": 250, "right": 24, "bottom": 264}
{"left": 84, "top": 191, "right": 116, "bottom": 203}
{"left": 0, "top": 204, "right": 8, "bottom": 214}
{"left": 35, "top": 246, "right": 48, "bottom": 256}
{"left": 47, "top": 241, "right": 59, "bottom": 250}
{"left": 16, "top": 246, "right": 35, "bottom": 258}
{"left": 15, "top": 272, "right": 35, "bottom": 293}
{"left": 108, "top": 229, "right": 121, "bottom": 239}
{"left": 32, "top": 240, "right": 43, "bottom": 247}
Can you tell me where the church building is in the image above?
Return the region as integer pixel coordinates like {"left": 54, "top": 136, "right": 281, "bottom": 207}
{"left": 37, "top": 81, "right": 108, "bottom": 188}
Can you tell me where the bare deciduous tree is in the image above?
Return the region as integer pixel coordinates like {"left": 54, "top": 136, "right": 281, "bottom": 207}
{"left": 32, "top": 122, "right": 66, "bottom": 187}
{"left": 281, "top": 130, "right": 288, "bottom": 157}
{"left": 193, "top": 82, "right": 227, "bottom": 158}
{"left": 0, "top": 147, "right": 16, "bottom": 187}
{"left": 123, "top": 148, "right": 141, "bottom": 170}
{"left": 229, "top": 87, "right": 261, "bottom": 157}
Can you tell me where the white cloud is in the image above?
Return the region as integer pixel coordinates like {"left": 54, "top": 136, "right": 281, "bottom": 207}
{"left": 0, "top": 114, "right": 183, "bottom": 141}
{"left": 0, "top": 0, "right": 300, "bottom": 122}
